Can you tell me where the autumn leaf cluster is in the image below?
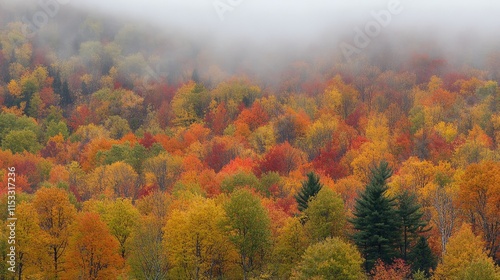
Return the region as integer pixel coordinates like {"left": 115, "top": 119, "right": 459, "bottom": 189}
{"left": 1, "top": 4, "right": 500, "bottom": 279}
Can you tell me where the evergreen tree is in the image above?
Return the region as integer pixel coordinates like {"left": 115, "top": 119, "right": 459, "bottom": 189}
{"left": 350, "top": 161, "right": 400, "bottom": 271}
{"left": 81, "top": 81, "right": 90, "bottom": 95}
{"left": 52, "top": 70, "right": 62, "bottom": 93}
{"left": 60, "top": 80, "right": 72, "bottom": 106}
{"left": 408, "top": 236, "right": 436, "bottom": 277}
{"left": 397, "top": 190, "right": 429, "bottom": 261}
{"left": 295, "top": 172, "right": 323, "bottom": 212}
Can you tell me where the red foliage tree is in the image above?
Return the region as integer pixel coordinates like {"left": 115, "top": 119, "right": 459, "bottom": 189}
{"left": 313, "top": 142, "right": 349, "bottom": 180}
{"left": 139, "top": 132, "right": 157, "bottom": 149}
{"left": 235, "top": 102, "right": 269, "bottom": 131}
{"left": 69, "top": 105, "right": 93, "bottom": 130}
{"left": 205, "top": 141, "right": 231, "bottom": 173}
{"left": 256, "top": 142, "right": 305, "bottom": 176}
{"left": 428, "top": 131, "right": 453, "bottom": 162}
{"left": 205, "top": 102, "right": 230, "bottom": 135}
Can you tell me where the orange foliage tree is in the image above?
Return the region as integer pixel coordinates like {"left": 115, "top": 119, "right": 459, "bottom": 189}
{"left": 64, "top": 212, "right": 123, "bottom": 279}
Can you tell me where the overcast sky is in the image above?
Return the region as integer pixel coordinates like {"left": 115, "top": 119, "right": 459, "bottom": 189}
{"left": 69, "top": 0, "right": 500, "bottom": 35}
{"left": 4, "top": 0, "right": 500, "bottom": 77}
{"left": 6, "top": 0, "right": 499, "bottom": 48}
{"left": 65, "top": 0, "right": 500, "bottom": 57}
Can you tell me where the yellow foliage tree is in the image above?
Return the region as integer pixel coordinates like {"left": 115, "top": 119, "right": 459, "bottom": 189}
{"left": 457, "top": 161, "right": 500, "bottom": 259}
{"left": 164, "top": 197, "right": 237, "bottom": 279}
{"left": 272, "top": 217, "right": 309, "bottom": 279}
{"left": 33, "top": 187, "right": 77, "bottom": 279}
{"left": 433, "top": 224, "right": 499, "bottom": 280}
{"left": 15, "top": 202, "right": 46, "bottom": 279}
{"left": 7, "top": 80, "right": 21, "bottom": 97}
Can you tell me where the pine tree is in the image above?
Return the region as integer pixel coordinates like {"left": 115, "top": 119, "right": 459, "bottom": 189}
{"left": 295, "top": 172, "right": 323, "bottom": 212}
{"left": 60, "top": 80, "right": 72, "bottom": 106}
{"left": 397, "top": 190, "right": 429, "bottom": 261}
{"left": 81, "top": 81, "right": 90, "bottom": 95}
{"left": 408, "top": 236, "right": 436, "bottom": 277}
{"left": 350, "top": 161, "right": 400, "bottom": 271}
{"left": 52, "top": 70, "right": 61, "bottom": 93}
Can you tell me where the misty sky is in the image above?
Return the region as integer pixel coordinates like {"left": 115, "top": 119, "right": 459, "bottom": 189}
{"left": 4, "top": 0, "right": 500, "bottom": 77}
{"left": 69, "top": 0, "right": 500, "bottom": 39}
{"left": 6, "top": 0, "right": 500, "bottom": 51}
{"left": 66, "top": 1, "right": 500, "bottom": 63}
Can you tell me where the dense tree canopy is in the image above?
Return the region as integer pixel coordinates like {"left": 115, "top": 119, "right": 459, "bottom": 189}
{"left": 0, "top": 3, "right": 499, "bottom": 278}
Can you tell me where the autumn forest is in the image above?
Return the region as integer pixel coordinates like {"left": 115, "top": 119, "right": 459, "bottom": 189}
{"left": 1, "top": 1, "right": 500, "bottom": 280}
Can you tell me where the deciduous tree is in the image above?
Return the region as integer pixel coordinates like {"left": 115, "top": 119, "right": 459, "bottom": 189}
{"left": 433, "top": 224, "right": 498, "bottom": 280}
{"left": 33, "top": 187, "right": 77, "bottom": 279}
{"left": 224, "top": 189, "right": 271, "bottom": 280}
{"left": 457, "top": 161, "right": 500, "bottom": 260}
{"left": 304, "top": 187, "right": 345, "bottom": 241}
{"left": 129, "top": 215, "right": 169, "bottom": 280}
{"left": 292, "top": 237, "right": 364, "bottom": 280}
{"left": 15, "top": 202, "right": 46, "bottom": 279}
{"left": 164, "top": 198, "right": 235, "bottom": 279}
{"left": 272, "top": 217, "right": 308, "bottom": 279}
{"left": 101, "top": 198, "right": 140, "bottom": 258}
{"left": 64, "top": 212, "right": 123, "bottom": 280}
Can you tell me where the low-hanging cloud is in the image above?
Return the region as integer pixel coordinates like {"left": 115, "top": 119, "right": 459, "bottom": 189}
{"left": 4, "top": 0, "right": 500, "bottom": 84}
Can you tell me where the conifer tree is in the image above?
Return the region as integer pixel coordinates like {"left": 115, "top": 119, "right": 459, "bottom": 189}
{"left": 350, "top": 161, "right": 400, "bottom": 271}
{"left": 408, "top": 236, "right": 436, "bottom": 277}
{"left": 295, "top": 172, "right": 323, "bottom": 212}
{"left": 397, "top": 190, "right": 429, "bottom": 261}
{"left": 61, "top": 80, "right": 72, "bottom": 106}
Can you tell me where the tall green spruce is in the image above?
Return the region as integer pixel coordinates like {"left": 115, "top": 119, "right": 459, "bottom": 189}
{"left": 408, "top": 236, "right": 437, "bottom": 277}
{"left": 397, "top": 191, "right": 436, "bottom": 276}
{"left": 295, "top": 172, "right": 323, "bottom": 212}
{"left": 350, "top": 161, "right": 400, "bottom": 271}
{"left": 397, "top": 190, "right": 428, "bottom": 261}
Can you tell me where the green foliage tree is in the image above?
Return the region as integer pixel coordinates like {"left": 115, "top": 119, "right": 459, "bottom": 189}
{"left": 45, "top": 120, "right": 69, "bottom": 140}
{"left": 292, "top": 237, "right": 364, "bottom": 280}
{"left": 295, "top": 172, "right": 323, "bottom": 212}
{"left": 220, "top": 171, "right": 260, "bottom": 194}
{"left": 224, "top": 188, "right": 271, "bottom": 280}
{"left": 2, "top": 129, "right": 41, "bottom": 153}
{"left": 350, "top": 161, "right": 401, "bottom": 271}
{"left": 304, "top": 187, "right": 345, "bottom": 242}
{"left": 457, "top": 259, "right": 500, "bottom": 280}
{"left": 103, "top": 115, "right": 131, "bottom": 139}
{"left": 0, "top": 113, "right": 39, "bottom": 143}
{"left": 101, "top": 199, "right": 140, "bottom": 258}
{"left": 99, "top": 142, "right": 150, "bottom": 174}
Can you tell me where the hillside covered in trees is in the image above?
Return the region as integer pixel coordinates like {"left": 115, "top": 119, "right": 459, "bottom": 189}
{"left": 1, "top": 1, "right": 500, "bottom": 279}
